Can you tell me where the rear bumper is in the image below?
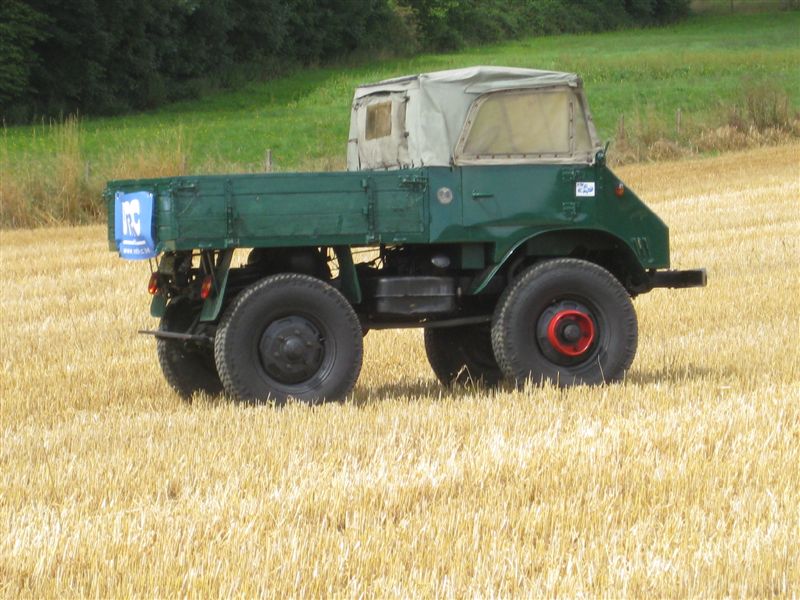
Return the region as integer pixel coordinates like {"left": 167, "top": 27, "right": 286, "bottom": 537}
{"left": 648, "top": 268, "right": 707, "bottom": 289}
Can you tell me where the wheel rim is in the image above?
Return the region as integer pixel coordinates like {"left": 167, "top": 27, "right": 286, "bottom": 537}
{"left": 258, "top": 315, "right": 326, "bottom": 385}
{"left": 537, "top": 300, "right": 598, "bottom": 365}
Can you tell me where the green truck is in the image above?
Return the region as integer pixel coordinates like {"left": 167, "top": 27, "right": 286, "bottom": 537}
{"left": 106, "top": 66, "right": 706, "bottom": 403}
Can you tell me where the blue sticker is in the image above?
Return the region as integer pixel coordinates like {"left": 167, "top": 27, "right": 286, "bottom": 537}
{"left": 114, "top": 191, "right": 157, "bottom": 260}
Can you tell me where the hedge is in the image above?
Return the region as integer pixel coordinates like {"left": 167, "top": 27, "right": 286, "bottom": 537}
{"left": 0, "top": 0, "right": 690, "bottom": 123}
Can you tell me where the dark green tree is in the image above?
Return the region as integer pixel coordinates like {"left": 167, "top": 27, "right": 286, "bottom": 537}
{"left": 0, "top": 0, "right": 691, "bottom": 122}
{"left": 0, "top": 0, "right": 49, "bottom": 118}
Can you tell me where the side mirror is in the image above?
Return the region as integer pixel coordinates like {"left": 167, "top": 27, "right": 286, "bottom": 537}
{"left": 595, "top": 141, "right": 610, "bottom": 166}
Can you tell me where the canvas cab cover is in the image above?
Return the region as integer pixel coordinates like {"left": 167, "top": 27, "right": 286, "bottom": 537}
{"left": 347, "top": 66, "right": 602, "bottom": 171}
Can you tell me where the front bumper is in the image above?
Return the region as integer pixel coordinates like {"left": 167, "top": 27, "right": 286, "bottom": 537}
{"left": 648, "top": 268, "right": 707, "bottom": 289}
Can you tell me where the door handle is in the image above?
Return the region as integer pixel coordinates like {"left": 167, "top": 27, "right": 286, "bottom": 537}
{"left": 472, "top": 191, "right": 494, "bottom": 200}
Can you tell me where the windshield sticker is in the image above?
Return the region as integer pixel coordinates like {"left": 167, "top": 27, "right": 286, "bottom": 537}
{"left": 576, "top": 182, "right": 596, "bottom": 197}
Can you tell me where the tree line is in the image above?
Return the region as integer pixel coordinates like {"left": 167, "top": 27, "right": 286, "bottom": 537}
{"left": 0, "top": 0, "right": 690, "bottom": 123}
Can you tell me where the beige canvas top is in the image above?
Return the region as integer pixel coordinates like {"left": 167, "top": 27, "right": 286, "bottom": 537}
{"left": 347, "top": 66, "right": 602, "bottom": 171}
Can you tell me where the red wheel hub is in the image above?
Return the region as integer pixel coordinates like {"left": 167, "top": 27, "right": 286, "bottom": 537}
{"left": 546, "top": 309, "right": 595, "bottom": 357}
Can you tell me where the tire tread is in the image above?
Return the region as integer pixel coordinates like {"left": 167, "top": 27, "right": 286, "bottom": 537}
{"left": 157, "top": 302, "right": 223, "bottom": 399}
{"left": 424, "top": 326, "right": 503, "bottom": 387}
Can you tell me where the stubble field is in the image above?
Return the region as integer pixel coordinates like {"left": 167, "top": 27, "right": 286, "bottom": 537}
{"left": 1, "top": 144, "right": 799, "bottom": 597}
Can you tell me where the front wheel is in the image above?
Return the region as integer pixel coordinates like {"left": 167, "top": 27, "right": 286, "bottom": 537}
{"left": 491, "top": 259, "right": 638, "bottom": 387}
{"left": 214, "top": 273, "right": 363, "bottom": 404}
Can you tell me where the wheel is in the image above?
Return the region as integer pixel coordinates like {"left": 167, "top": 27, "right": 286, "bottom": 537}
{"left": 214, "top": 273, "right": 363, "bottom": 404}
{"left": 491, "top": 258, "right": 637, "bottom": 387}
{"left": 424, "top": 324, "right": 504, "bottom": 387}
{"left": 157, "top": 300, "right": 224, "bottom": 399}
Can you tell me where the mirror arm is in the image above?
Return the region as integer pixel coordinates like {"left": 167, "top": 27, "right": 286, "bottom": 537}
{"left": 596, "top": 141, "right": 610, "bottom": 166}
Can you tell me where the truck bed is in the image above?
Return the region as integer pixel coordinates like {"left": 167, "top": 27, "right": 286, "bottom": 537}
{"left": 106, "top": 169, "right": 429, "bottom": 253}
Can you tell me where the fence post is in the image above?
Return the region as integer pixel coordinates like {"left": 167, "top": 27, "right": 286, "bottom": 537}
{"left": 264, "top": 149, "right": 273, "bottom": 173}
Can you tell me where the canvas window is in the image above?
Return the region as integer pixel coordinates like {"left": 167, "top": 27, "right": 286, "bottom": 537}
{"left": 365, "top": 101, "right": 392, "bottom": 140}
{"left": 357, "top": 93, "right": 410, "bottom": 169}
{"left": 460, "top": 89, "right": 590, "bottom": 157}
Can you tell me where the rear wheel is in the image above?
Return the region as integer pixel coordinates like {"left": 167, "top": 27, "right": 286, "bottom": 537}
{"left": 424, "top": 323, "right": 504, "bottom": 387}
{"left": 157, "top": 300, "right": 223, "bottom": 399}
{"left": 491, "top": 259, "right": 637, "bottom": 386}
{"left": 214, "top": 273, "right": 363, "bottom": 404}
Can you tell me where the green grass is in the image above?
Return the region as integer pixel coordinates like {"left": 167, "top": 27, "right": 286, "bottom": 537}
{"left": 1, "top": 11, "right": 798, "bottom": 227}
{"left": 3, "top": 11, "right": 798, "bottom": 172}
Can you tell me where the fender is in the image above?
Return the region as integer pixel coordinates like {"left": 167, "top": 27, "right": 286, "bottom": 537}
{"left": 150, "top": 291, "right": 167, "bottom": 318}
{"left": 469, "top": 228, "right": 649, "bottom": 294}
{"left": 149, "top": 249, "right": 235, "bottom": 321}
{"left": 199, "top": 249, "right": 234, "bottom": 321}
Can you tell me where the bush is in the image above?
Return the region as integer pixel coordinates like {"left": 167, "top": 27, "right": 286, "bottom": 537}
{"left": 736, "top": 82, "right": 795, "bottom": 132}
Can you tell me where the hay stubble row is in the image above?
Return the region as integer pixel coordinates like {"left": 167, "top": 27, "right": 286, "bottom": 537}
{"left": 1, "top": 145, "right": 798, "bottom": 596}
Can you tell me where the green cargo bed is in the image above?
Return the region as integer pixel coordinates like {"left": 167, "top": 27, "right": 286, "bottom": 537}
{"left": 106, "top": 169, "right": 429, "bottom": 252}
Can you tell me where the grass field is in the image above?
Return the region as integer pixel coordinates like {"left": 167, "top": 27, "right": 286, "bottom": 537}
{"left": 1, "top": 144, "right": 798, "bottom": 596}
{"left": 2, "top": 11, "right": 799, "bottom": 227}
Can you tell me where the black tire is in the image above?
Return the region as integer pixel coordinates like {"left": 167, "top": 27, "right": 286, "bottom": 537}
{"left": 157, "top": 300, "right": 224, "bottom": 399}
{"left": 424, "top": 324, "right": 504, "bottom": 387}
{"left": 214, "top": 273, "right": 363, "bottom": 404}
{"left": 491, "top": 258, "right": 637, "bottom": 387}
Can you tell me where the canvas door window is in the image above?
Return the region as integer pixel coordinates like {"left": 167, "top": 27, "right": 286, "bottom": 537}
{"left": 357, "top": 95, "right": 409, "bottom": 169}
